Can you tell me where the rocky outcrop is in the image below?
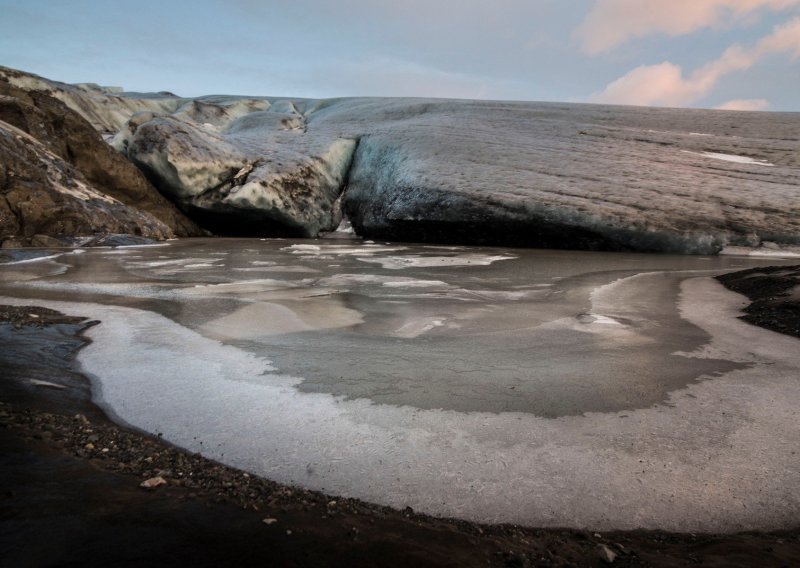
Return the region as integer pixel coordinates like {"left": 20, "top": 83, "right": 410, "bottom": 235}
{"left": 0, "top": 72, "right": 202, "bottom": 246}
{"left": 0, "top": 120, "right": 175, "bottom": 245}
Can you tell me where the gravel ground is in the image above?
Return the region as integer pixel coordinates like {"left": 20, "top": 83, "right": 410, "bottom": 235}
{"left": 717, "top": 264, "right": 800, "bottom": 338}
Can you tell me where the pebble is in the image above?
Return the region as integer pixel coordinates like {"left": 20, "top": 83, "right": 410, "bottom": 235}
{"left": 598, "top": 544, "right": 617, "bottom": 564}
{"left": 262, "top": 518, "right": 277, "bottom": 525}
{"left": 140, "top": 476, "right": 167, "bottom": 489}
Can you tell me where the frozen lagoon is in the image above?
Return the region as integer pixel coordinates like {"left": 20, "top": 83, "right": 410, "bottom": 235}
{"left": 1, "top": 238, "right": 799, "bottom": 531}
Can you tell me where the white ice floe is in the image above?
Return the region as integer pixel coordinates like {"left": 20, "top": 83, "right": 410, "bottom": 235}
{"left": 114, "top": 243, "right": 171, "bottom": 249}
{"left": 128, "top": 257, "right": 216, "bottom": 268}
{"left": 381, "top": 280, "right": 449, "bottom": 288}
{"left": 356, "top": 254, "right": 516, "bottom": 270}
{"left": 234, "top": 266, "right": 321, "bottom": 273}
{"left": 283, "top": 244, "right": 406, "bottom": 256}
{"left": 576, "top": 314, "right": 621, "bottom": 326}
{"left": 284, "top": 244, "right": 321, "bottom": 253}
{"left": 315, "top": 274, "right": 449, "bottom": 289}
{"left": 720, "top": 245, "right": 800, "bottom": 258}
{"left": 393, "top": 317, "right": 445, "bottom": 338}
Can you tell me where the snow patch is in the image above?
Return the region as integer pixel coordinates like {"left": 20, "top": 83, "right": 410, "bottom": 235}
{"left": 356, "top": 254, "right": 516, "bottom": 270}
{"left": 684, "top": 150, "right": 775, "bottom": 167}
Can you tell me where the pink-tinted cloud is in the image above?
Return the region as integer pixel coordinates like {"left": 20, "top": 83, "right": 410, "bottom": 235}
{"left": 576, "top": 0, "right": 800, "bottom": 54}
{"left": 715, "top": 98, "right": 771, "bottom": 110}
{"left": 588, "top": 17, "right": 800, "bottom": 106}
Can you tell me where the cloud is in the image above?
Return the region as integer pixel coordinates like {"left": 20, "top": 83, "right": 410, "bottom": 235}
{"left": 715, "top": 98, "right": 770, "bottom": 110}
{"left": 588, "top": 17, "right": 800, "bottom": 106}
{"left": 576, "top": 0, "right": 800, "bottom": 54}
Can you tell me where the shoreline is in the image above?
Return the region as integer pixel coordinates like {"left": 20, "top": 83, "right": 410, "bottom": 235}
{"left": 2, "top": 271, "right": 800, "bottom": 565}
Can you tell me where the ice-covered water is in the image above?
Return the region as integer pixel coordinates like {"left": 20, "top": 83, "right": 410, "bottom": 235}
{"left": 1, "top": 237, "right": 799, "bottom": 531}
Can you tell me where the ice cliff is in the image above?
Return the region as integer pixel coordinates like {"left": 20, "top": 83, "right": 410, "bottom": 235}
{"left": 113, "top": 103, "right": 357, "bottom": 237}
{"left": 2, "top": 66, "right": 798, "bottom": 254}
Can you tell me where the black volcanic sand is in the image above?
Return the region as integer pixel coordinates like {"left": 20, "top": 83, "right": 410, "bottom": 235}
{"left": 717, "top": 264, "right": 800, "bottom": 338}
{"left": 1, "top": 304, "right": 799, "bottom": 567}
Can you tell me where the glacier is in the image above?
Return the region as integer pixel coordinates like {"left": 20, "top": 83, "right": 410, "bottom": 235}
{"left": 2, "top": 66, "right": 798, "bottom": 253}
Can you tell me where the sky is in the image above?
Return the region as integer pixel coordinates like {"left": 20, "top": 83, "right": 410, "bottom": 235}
{"left": 1, "top": 0, "right": 798, "bottom": 111}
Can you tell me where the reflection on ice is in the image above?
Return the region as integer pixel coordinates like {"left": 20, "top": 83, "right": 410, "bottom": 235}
{"left": 316, "top": 274, "right": 449, "bottom": 289}
{"left": 394, "top": 316, "right": 446, "bottom": 338}
{"left": 234, "top": 266, "right": 321, "bottom": 273}
{"left": 283, "top": 243, "right": 406, "bottom": 256}
{"left": 356, "top": 253, "right": 516, "bottom": 270}
{"left": 201, "top": 300, "right": 363, "bottom": 338}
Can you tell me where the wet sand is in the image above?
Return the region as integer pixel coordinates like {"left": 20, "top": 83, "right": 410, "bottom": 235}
{"left": 2, "top": 303, "right": 800, "bottom": 567}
